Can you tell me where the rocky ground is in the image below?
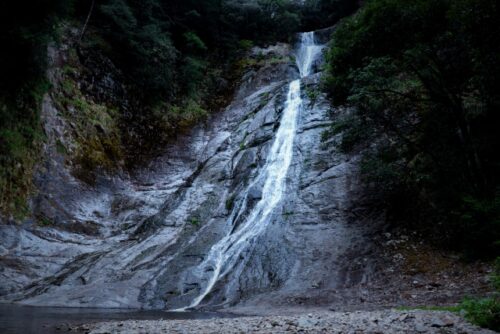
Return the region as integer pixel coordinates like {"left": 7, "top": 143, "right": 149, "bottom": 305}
{"left": 222, "top": 227, "right": 495, "bottom": 317}
{"left": 83, "top": 310, "right": 495, "bottom": 333}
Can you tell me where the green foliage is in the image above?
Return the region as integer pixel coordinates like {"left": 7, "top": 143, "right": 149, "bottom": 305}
{"left": 38, "top": 216, "right": 53, "bottom": 227}
{"left": 397, "top": 298, "right": 500, "bottom": 331}
{"left": 323, "top": 0, "right": 500, "bottom": 257}
{"left": 184, "top": 32, "right": 208, "bottom": 53}
{"left": 188, "top": 217, "right": 201, "bottom": 227}
{"left": 300, "top": 0, "right": 358, "bottom": 31}
{"left": 180, "top": 57, "right": 208, "bottom": 96}
{"left": 100, "top": 0, "right": 137, "bottom": 31}
{"left": 0, "top": 0, "right": 73, "bottom": 217}
{"left": 177, "top": 99, "right": 208, "bottom": 128}
{"left": 461, "top": 297, "right": 500, "bottom": 331}
{"left": 222, "top": 0, "right": 300, "bottom": 43}
{"left": 459, "top": 258, "right": 500, "bottom": 331}
{"left": 397, "top": 259, "right": 500, "bottom": 330}
{"left": 95, "top": 0, "right": 350, "bottom": 102}
{"left": 456, "top": 193, "right": 500, "bottom": 257}
{"left": 51, "top": 60, "right": 125, "bottom": 184}
{"left": 55, "top": 140, "right": 67, "bottom": 155}
{"left": 322, "top": 114, "right": 368, "bottom": 153}
{"left": 282, "top": 211, "right": 295, "bottom": 221}
{"left": 99, "top": 0, "right": 177, "bottom": 100}
{"left": 225, "top": 197, "right": 235, "bottom": 211}
{"left": 0, "top": 80, "right": 48, "bottom": 217}
{"left": 305, "top": 87, "right": 319, "bottom": 105}
{"left": 238, "top": 40, "right": 254, "bottom": 51}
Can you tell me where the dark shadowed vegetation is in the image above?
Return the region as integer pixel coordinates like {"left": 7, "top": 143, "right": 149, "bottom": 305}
{"left": 323, "top": 1, "right": 499, "bottom": 328}
{"left": 324, "top": 0, "right": 500, "bottom": 258}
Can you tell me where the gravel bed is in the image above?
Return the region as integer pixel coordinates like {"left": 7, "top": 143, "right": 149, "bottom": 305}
{"left": 83, "top": 310, "right": 495, "bottom": 333}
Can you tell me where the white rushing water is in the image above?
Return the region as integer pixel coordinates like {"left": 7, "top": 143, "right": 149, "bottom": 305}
{"left": 180, "top": 32, "right": 322, "bottom": 310}
{"left": 296, "top": 32, "right": 323, "bottom": 77}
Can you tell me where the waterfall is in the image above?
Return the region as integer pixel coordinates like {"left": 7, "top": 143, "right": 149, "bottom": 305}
{"left": 178, "top": 32, "right": 322, "bottom": 310}
{"left": 296, "top": 32, "right": 323, "bottom": 77}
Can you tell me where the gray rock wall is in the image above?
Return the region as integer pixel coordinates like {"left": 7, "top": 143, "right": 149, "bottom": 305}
{"left": 0, "top": 35, "right": 377, "bottom": 311}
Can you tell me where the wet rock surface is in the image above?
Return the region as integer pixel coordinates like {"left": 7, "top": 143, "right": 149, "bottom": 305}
{"left": 0, "top": 38, "right": 321, "bottom": 308}
{"left": 86, "top": 310, "right": 495, "bottom": 334}
{"left": 0, "top": 31, "right": 494, "bottom": 321}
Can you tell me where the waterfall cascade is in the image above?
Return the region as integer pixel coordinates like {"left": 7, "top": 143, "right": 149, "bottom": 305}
{"left": 296, "top": 32, "right": 323, "bottom": 77}
{"left": 0, "top": 30, "right": 330, "bottom": 311}
{"left": 179, "top": 32, "right": 323, "bottom": 310}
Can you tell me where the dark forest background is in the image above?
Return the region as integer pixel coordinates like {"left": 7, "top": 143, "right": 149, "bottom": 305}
{"left": 323, "top": 0, "right": 500, "bottom": 259}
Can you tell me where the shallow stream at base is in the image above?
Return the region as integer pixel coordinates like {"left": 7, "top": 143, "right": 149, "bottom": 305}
{"left": 0, "top": 304, "right": 236, "bottom": 334}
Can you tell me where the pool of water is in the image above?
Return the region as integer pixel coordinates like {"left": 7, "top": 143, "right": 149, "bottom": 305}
{"left": 0, "top": 304, "right": 235, "bottom": 334}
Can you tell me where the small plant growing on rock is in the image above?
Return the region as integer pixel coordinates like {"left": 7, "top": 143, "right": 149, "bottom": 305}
{"left": 460, "top": 258, "right": 500, "bottom": 331}
{"left": 225, "top": 196, "right": 234, "bottom": 211}
{"left": 461, "top": 297, "right": 500, "bottom": 331}
{"left": 38, "top": 216, "right": 53, "bottom": 227}
{"left": 188, "top": 217, "right": 201, "bottom": 227}
{"left": 238, "top": 40, "right": 254, "bottom": 51}
{"left": 55, "top": 139, "right": 67, "bottom": 155}
{"left": 305, "top": 87, "right": 319, "bottom": 105}
{"left": 282, "top": 211, "right": 294, "bottom": 221}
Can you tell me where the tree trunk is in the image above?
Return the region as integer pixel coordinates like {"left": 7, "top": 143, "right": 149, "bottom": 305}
{"left": 80, "top": 0, "right": 96, "bottom": 42}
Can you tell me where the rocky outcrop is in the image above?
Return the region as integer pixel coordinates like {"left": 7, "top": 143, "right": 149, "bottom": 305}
{"left": 1, "top": 33, "right": 374, "bottom": 310}
{"left": 314, "top": 26, "right": 337, "bottom": 44}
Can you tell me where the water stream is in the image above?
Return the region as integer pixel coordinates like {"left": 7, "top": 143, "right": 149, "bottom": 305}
{"left": 0, "top": 304, "right": 235, "bottom": 334}
{"left": 179, "top": 32, "right": 323, "bottom": 310}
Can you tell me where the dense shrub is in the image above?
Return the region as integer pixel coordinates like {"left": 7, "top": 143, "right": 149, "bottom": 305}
{"left": 460, "top": 258, "right": 500, "bottom": 331}
{"left": 323, "top": 0, "right": 500, "bottom": 257}
{"left": 0, "top": 1, "right": 75, "bottom": 216}
{"left": 461, "top": 297, "right": 500, "bottom": 331}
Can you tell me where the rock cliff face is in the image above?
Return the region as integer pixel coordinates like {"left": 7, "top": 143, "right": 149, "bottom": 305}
{"left": 0, "top": 31, "right": 378, "bottom": 310}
